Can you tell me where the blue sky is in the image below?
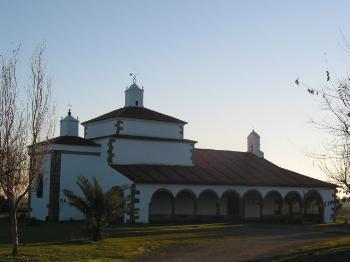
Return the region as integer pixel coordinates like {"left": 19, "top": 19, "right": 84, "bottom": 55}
{"left": 1, "top": 0, "right": 350, "bottom": 181}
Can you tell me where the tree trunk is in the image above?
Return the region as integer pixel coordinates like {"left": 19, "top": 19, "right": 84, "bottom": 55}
{"left": 9, "top": 198, "right": 19, "bottom": 256}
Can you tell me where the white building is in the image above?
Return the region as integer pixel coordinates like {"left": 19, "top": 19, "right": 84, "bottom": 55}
{"left": 30, "top": 81, "right": 336, "bottom": 224}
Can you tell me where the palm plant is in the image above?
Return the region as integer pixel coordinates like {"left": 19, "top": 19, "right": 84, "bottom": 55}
{"left": 63, "top": 176, "right": 125, "bottom": 241}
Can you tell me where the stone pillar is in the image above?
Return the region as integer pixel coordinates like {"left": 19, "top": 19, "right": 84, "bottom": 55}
{"left": 194, "top": 200, "right": 197, "bottom": 216}
{"left": 259, "top": 201, "right": 263, "bottom": 220}
{"left": 240, "top": 197, "right": 245, "bottom": 220}
{"left": 216, "top": 200, "right": 220, "bottom": 216}
{"left": 171, "top": 197, "right": 175, "bottom": 220}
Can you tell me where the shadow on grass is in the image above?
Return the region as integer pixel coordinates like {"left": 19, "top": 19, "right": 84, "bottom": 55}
{"left": 2, "top": 213, "right": 350, "bottom": 246}
{"left": 0, "top": 215, "right": 88, "bottom": 245}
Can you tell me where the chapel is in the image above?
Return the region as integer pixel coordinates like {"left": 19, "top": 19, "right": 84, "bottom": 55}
{"left": 30, "top": 80, "right": 336, "bottom": 224}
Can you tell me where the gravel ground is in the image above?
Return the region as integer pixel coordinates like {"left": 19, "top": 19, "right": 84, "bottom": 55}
{"left": 137, "top": 224, "right": 350, "bottom": 262}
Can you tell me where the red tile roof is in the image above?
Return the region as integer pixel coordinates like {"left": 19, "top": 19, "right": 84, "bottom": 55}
{"left": 91, "top": 134, "right": 197, "bottom": 144}
{"left": 112, "top": 148, "right": 335, "bottom": 188}
{"left": 81, "top": 106, "right": 187, "bottom": 125}
{"left": 37, "top": 136, "right": 100, "bottom": 147}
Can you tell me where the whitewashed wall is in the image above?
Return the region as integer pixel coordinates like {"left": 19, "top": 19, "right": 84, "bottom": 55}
{"left": 30, "top": 142, "right": 133, "bottom": 221}
{"left": 84, "top": 118, "right": 185, "bottom": 140}
{"left": 84, "top": 119, "right": 117, "bottom": 139}
{"left": 58, "top": 153, "right": 132, "bottom": 220}
{"left": 120, "top": 118, "right": 183, "bottom": 139}
{"left": 30, "top": 154, "right": 51, "bottom": 220}
{"left": 137, "top": 184, "right": 335, "bottom": 223}
{"left": 51, "top": 144, "right": 101, "bottom": 153}
{"left": 113, "top": 139, "right": 193, "bottom": 165}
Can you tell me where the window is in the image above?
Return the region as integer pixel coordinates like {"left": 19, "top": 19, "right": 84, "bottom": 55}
{"left": 135, "top": 100, "right": 138, "bottom": 106}
{"left": 36, "top": 174, "right": 43, "bottom": 198}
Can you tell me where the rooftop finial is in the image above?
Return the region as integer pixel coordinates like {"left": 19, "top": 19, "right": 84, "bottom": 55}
{"left": 130, "top": 73, "right": 137, "bottom": 84}
{"left": 68, "top": 103, "right": 72, "bottom": 116}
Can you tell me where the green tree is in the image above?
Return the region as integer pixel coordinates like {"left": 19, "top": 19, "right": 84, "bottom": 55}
{"left": 63, "top": 176, "right": 125, "bottom": 241}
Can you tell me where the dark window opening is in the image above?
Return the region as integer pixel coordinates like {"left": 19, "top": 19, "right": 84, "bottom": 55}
{"left": 135, "top": 100, "right": 139, "bottom": 106}
{"left": 36, "top": 174, "right": 43, "bottom": 198}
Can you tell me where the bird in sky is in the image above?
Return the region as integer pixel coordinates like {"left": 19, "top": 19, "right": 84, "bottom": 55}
{"left": 295, "top": 78, "right": 299, "bottom": 86}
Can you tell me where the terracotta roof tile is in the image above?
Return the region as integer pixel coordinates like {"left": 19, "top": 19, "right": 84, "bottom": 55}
{"left": 38, "top": 136, "right": 100, "bottom": 147}
{"left": 91, "top": 134, "right": 196, "bottom": 144}
{"left": 112, "top": 148, "right": 335, "bottom": 188}
{"left": 82, "top": 107, "right": 187, "bottom": 125}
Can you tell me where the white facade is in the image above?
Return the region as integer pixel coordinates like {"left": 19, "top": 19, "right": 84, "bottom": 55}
{"left": 113, "top": 138, "right": 193, "bottom": 165}
{"left": 58, "top": 153, "right": 131, "bottom": 220}
{"left": 30, "top": 143, "right": 132, "bottom": 221}
{"left": 84, "top": 118, "right": 184, "bottom": 140}
{"left": 137, "top": 184, "right": 335, "bottom": 223}
{"left": 30, "top": 154, "right": 52, "bottom": 220}
{"left": 120, "top": 118, "right": 183, "bottom": 139}
{"left": 30, "top": 81, "right": 336, "bottom": 224}
{"left": 84, "top": 119, "right": 117, "bottom": 139}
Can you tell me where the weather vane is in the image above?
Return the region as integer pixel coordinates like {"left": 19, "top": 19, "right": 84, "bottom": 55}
{"left": 67, "top": 103, "right": 72, "bottom": 115}
{"left": 130, "top": 73, "right": 137, "bottom": 84}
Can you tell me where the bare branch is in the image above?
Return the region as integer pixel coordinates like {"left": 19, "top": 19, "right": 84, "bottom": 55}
{"left": 0, "top": 45, "right": 54, "bottom": 256}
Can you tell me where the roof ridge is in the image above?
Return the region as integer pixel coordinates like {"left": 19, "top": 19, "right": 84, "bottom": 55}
{"left": 81, "top": 106, "right": 187, "bottom": 125}
{"left": 35, "top": 135, "right": 101, "bottom": 147}
{"left": 90, "top": 134, "right": 197, "bottom": 143}
{"left": 195, "top": 148, "right": 248, "bottom": 154}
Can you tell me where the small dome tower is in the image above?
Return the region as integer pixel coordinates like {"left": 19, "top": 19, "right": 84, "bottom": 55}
{"left": 60, "top": 109, "right": 79, "bottom": 136}
{"left": 125, "top": 74, "right": 144, "bottom": 107}
{"left": 247, "top": 130, "right": 264, "bottom": 158}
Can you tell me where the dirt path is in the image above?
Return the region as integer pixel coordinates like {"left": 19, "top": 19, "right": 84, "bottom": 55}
{"left": 137, "top": 225, "right": 347, "bottom": 262}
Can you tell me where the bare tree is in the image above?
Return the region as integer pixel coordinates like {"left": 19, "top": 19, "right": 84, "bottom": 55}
{"left": 0, "top": 45, "right": 54, "bottom": 256}
{"left": 297, "top": 54, "right": 350, "bottom": 195}
{"left": 318, "top": 140, "right": 350, "bottom": 194}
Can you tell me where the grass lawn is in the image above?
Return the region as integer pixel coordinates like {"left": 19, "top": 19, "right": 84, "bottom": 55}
{"left": 1, "top": 213, "right": 350, "bottom": 261}
{"left": 0, "top": 215, "right": 247, "bottom": 261}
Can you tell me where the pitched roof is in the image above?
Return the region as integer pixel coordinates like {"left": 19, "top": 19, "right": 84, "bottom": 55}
{"left": 81, "top": 106, "right": 187, "bottom": 125}
{"left": 39, "top": 136, "right": 100, "bottom": 147}
{"left": 92, "top": 134, "right": 197, "bottom": 144}
{"left": 112, "top": 148, "right": 335, "bottom": 188}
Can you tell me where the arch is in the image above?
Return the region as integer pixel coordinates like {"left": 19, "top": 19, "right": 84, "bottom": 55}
{"left": 149, "top": 188, "right": 174, "bottom": 222}
{"left": 303, "top": 190, "right": 324, "bottom": 223}
{"left": 220, "top": 190, "right": 241, "bottom": 218}
{"left": 262, "top": 190, "right": 283, "bottom": 220}
{"left": 243, "top": 189, "right": 263, "bottom": 220}
{"left": 284, "top": 191, "right": 302, "bottom": 215}
{"left": 174, "top": 189, "right": 197, "bottom": 200}
{"left": 174, "top": 189, "right": 197, "bottom": 221}
{"left": 280, "top": 191, "right": 303, "bottom": 223}
{"left": 263, "top": 190, "right": 283, "bottom": 200}
{"left": 197, "top": 189, "right": 219, "bottom": 216}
